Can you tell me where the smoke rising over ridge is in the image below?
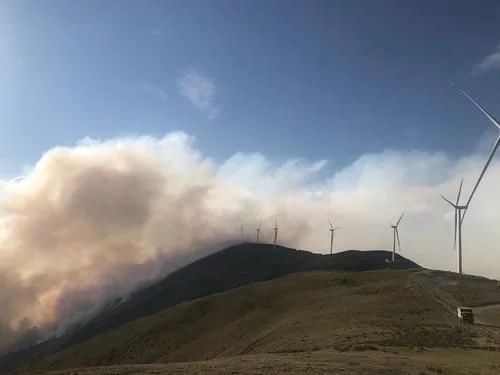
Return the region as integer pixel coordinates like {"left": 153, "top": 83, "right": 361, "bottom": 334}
{"left": 0, "top": 131, "right": 499, "bottom": 352}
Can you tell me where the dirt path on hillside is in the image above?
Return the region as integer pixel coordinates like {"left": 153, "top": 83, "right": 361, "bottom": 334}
{"left": 409, "top": 272, "right": 457, "bottom": 317}
{"left": 473, "top": 304, "right": 500, "bottom": 326}
{"left": 410, "top": 271, "right": 500, "bottom": 328}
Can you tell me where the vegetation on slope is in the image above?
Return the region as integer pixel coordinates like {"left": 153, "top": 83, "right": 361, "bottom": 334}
{"left": 0, "top": 244, "right": 419, "bottom": 373}
{"left": 24, "top": 349, "right": 500, "bottom": 375}
{"left": 19, "top": 270, "right": 480, "bottom": 374}
{"left": 413, "top": 270, "right": 500, "bottom": 307}
{"left": 75, "top": 243, "right": 419, "bottom": 350}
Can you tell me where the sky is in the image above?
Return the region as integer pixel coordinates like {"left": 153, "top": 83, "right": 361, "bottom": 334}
{"left": 2, "top": 0, "right": 500, "bottom": 169}
{"left": 1, "top": 0, "right": 500, "bottom": 352}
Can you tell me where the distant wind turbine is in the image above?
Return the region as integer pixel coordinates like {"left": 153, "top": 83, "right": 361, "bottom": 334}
{"left": 256, "top": 221, "right": 261, "bottom": 243}
{"left": 328, "top": 219, "right": 339, "bottom": 255}
{"left": 441, "top": 178, "right": 467, "bottom": 274}
{"left": 273, "top": 219, "right": 279, "bottom": 247}
{"left": 391, "top": 212, "right": 404, "bottom": 262}
{"left": 240, "top": 224, "right": 244, "bottom": 239}
{"left": 452, "top": 85, "right": 500, "bottom": 223}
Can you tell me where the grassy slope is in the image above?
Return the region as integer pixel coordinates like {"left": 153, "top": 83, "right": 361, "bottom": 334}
{"left": 28, "top": 349, "right": 500, "bottom": 375}
{"left": 412, "top": 270, "right": 500, "bottom": 307}
{"left": 0, "top": 245, "right": 419, "bottom": 374}
{"left": 19, "top": 269, "right": 494, "bottom": 374}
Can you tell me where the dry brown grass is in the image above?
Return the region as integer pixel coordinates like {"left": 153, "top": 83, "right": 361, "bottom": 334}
{"left": 412, "top": 270, "right": 500, "bottom": 308}
{"left": 15, "top": 270, "right": 500, "bottom": 375}
{"left": 22, "top": 349, "right": 500, "bottom": 375}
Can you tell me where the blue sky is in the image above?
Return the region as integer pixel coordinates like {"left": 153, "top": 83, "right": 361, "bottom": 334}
{"left": 2, "top": 0, "right": 500, "bottom": 176}
{"left": 4, "top": 1, "right": 500, "bottom": 340}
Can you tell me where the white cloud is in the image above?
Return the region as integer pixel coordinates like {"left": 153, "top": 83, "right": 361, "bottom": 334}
{"left": 149, "top": 29, "right": 167, "bottom": 39}
{"left": 177, "top": 68, "right": 219, "bottom": 119}
{"left": 1, "top": 130, "right": 500, "bottom": 350}
{"left": 472, "top": 43, "right": 500, "bottom": 74}
{"left": 138, "top": 82, "right": 168, "bottom": 101}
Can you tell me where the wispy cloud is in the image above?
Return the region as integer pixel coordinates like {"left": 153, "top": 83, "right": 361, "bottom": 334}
{"left": 177, "top": 68, "right": 219, "bottom": 119}
{"left": 149, "top": 29, "right": 167, "bottom": 39}
{"left": 138, "top": 82, "right": 168, "bottom": 101}
{"left": 472, "top": 43, "right": 500, "bottom": 74}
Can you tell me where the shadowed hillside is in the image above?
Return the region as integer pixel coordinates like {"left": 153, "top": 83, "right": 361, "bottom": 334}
{"left": 16, "top": 270, "right": 498, "bottom": 375}
{"left": 0, "top": 244, "right": 418, "bottom": 373}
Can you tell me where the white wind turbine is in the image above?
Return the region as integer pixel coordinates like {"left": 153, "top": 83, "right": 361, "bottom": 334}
{"left": 273, "top": 219, "right": 279, "bottom": 247}
{"left": 390, "top": 212, "right": 404, "bottom": 262}
{"left": 256, "top": 221, "right": 261, "bottom": 243}
{"left": 452, "top": 85, "right": 500, "bottom": 222}
{"left": 328, "top": 219, "right": 339, "bottom": 255}
{"left": 441, "top": 178, "right": 467, "bottom": 274}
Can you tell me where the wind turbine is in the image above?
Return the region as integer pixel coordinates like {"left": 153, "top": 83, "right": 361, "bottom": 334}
{"left": 256, "top": 221, "right": 261, "bottom": 243}
{"left": 240, "top": 224, "right": 244, "bottom": 239}
{"left": 451, "top": 84, "right": 500, "bottom": 222}
{"left": 328, "top": 219, "right": 339, "bottom": 255}
{"left": 391, "top": 212, "right": 404, "bottom": 262}
{"left": 273, "top": 219, "right": 279, "bottom": 247}
{"left": 441, "top": 178, "right": 467, "bottom": 274}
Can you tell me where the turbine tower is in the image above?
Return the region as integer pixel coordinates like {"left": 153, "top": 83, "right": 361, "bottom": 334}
{"left": 452, "top": 85, "right": 500, "bottom": 222}
{"left": 328, "top": 219, "right": 339, "bottom": 255}
{"left": 273, "top": 219, "right": 279, "bottom": 247}
{"left": 256, "top": 221, "right": 261, "bottom": 243}
{"left": 391, "top": 212, "right": 404, "bottom": 262}
{"left": 441, "top": 178, "right": 467, "bottom": 274}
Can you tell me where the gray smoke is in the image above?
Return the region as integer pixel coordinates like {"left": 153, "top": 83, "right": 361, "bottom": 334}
{"left": 0, "top": 131, "right": 499, "bottom": 353}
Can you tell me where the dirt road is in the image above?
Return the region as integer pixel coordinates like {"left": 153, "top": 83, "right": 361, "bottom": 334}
{"left": 473, "top": 304, "right": 500, "bottom": 326}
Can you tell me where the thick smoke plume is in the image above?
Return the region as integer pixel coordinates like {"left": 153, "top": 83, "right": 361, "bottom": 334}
{"left": 0, "top": 131, "right": 499, "bottom": 353}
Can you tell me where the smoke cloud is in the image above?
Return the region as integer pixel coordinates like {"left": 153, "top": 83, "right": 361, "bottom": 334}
{"left": 0, "top": 131, "right": 499, "bottom": 353}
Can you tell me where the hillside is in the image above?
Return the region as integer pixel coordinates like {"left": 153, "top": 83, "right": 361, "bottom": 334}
{"left": 412, "top": 269, "right": 500, "bottom": 308}
{"left": 16, "top": 269, "right": 500, "bottom": 375}
{"left": 0, "top": 244, "right": 418, "bottom": 373}
{"left": 20, "top": 349, "right": 500, "bottom": 375}
{"left": 412, "top": 269, "right": 500, "bottom": 328}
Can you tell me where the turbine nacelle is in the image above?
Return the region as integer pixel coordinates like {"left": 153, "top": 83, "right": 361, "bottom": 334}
{"left": 256, "top": 220, "right": 261, "bottom": 231}
{"left": 328, "top": 218, "right": 338, "bottom": 232}
{"left": 391, "top": 212, "right": 404, "bottom": 228}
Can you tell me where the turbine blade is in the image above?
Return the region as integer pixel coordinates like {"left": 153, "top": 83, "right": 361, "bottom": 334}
{"left": 462, "top": 135, "right": 500, "bottom": 223}
{"left": 396, "top": 212, "right": 405, "bottom": 226}
{"left": 459, "top": 89, "right": 500, "bottom": 130}
{"left": 441, "top": 195, "right": 456, "bottom": 208}
{"left": 456, "top": 178, "right": 464, "bottom": 205}
{"left": 328, "top": 218, "right": 333, "bottom": 229}
{"left": 396, "top": 228, "right": 401, "bottom": 252}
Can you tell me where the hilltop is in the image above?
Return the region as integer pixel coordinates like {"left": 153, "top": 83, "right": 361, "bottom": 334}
{"left": 0, "top": 243, "right": 418, "bottom": 373}
{"left": 15, "top": 270, "right": 500, "bottom": 375}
